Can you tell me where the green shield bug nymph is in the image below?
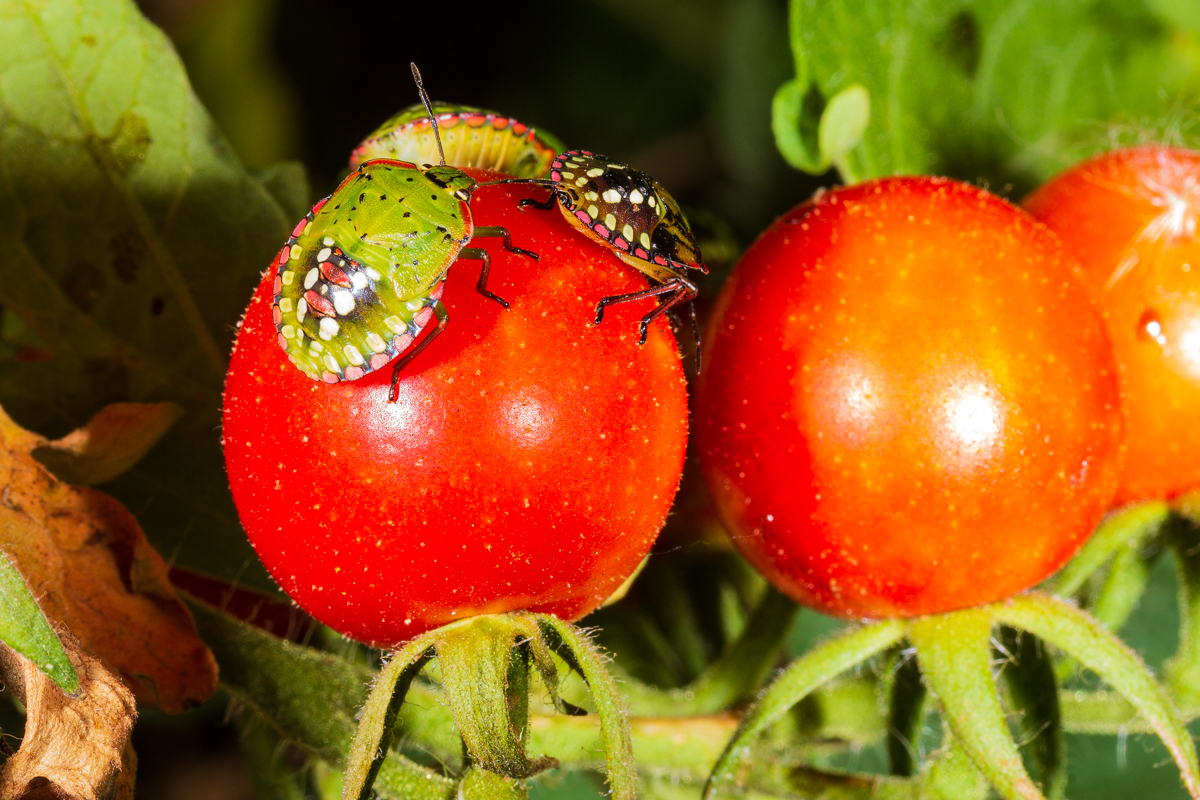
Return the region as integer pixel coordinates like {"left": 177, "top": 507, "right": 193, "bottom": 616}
{"left": 493, "top": 151, "right": 708, "bottom": 369}
{"left": 271, "top": 64, "right": 537, "bottom": 400}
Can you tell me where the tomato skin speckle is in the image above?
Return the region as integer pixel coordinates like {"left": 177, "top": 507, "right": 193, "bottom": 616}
{"left": 1026, "top": 146, "right": 1200, "bottom": 504}
{"left": 697, "top": 176, "right": 1122, "bottom": 619}
{"left": 223, "top": 173, "right": 688, "bottom": 647}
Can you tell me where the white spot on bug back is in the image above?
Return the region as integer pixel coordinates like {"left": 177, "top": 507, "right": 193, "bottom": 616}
{"left": 278, "top": 298, "right": 293, "bottom": 312}
{"left": 290, "top": 244, "right": 302, "bottom": 261}
{"left": 561, "top": 171, "right": 575, "bottom": 179}
{"left": 406, "top": 298, "right": 424, "bottom": 311}
{"left": 648, "top": 196, "right": 657, "bottom": 208}
{"left": 317, "top": 247, "right": 332, "bottom": 262}
{"left": 622, "top": 224, "right": 634, "bottom": 240}
{"left": 323, "top": 236, "right": 335, "bottom": 246}
{"left": 365, "top": 267, "right": 382, "bottom": 281}
{"left": 575, "top": 177, "right": 588, "bottom": 187}
{"left": 343, "top": 344, "right": 365, "bottom": 365}
{"left": 304, "top": 268, "right": 319, "bottom": 289}
{"left": 602, "top": 189, "right": 621, "bottom": 203}
{"left": 366, "top": 332, "right": 387, "bottom": 352}
{"left": 586, "top": 168, "right": 604, "bottom": 178}
{"left": 320, "top": 317, "right": 339, "bottom": 339}
{"left": 282, "top": 325, "right": 296, "bottom": 339}
{"left": 281, "top": 270, "right": 295, "bottom": 285}
{"left": 333, "top": 290, "right": 355, "bottom": 315}
{"left": 309, "top": 340, "right": 323, "bottom": 352}
{"left": 640, "top": 232, "right": 651, "bottom": 248}
{"left": 605, "top": 213, "right": 617, "bottom": 230}
{"left": 384, "top": 315, "right": 407, "bottom": 334}
{"left": 585, "top": 191, "right": 599, "bottom": 201}
{"left": 351, "top": 272, "right": 368, "bottom": 290}
{"left": 297, "top": 297, "right": 308, "bottom": 321}
{"left": 323, "top": 353, "right": 339, "bottom": 372}
{"left": 629, "top": 189, "right": 644, "bottom": 204}
{"left": 588, "top": 204, "right": 599, "bottom": 219}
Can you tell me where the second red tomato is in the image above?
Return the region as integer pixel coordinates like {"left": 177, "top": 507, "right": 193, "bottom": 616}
{"left": 697, "top": 177, "right": 1123, "bottom": 618}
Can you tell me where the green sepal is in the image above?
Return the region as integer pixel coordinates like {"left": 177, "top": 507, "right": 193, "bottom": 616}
{"left": 703, "top": 619, "right": 906, "bottom": 799}
{"left": 1167, "top": 511, "right": 1200, "bottom": 706}
{"left": 538, "top": 616, "right": 638, "bottom": 800}
{"left": 886, "top": 649, "right": 926, "bottom": 777}
{"left": 618, "top": 587, "right": 799, "bottom": 717}
{"left": 910, "top": 609, "right": 1041, "bottom": 800}
{"left": 0, "top": 550, "right": 78, "bottom": 695}
{"left": 995, "top": 627, "right": 1065, "bottom": 799}
{"left": 343, "top": 640, "right": 436, "bottom": 800}
{"left": 437, "top": 617, "right": 558, "bottom": 780}
{"left": 995, "top": 593, "right": 1200, "bottom": 799}
{"left": 1046, "top": 501, "right": 1169, "bottom": 598}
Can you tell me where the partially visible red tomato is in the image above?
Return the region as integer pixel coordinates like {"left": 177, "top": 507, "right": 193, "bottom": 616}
{"left": 223, "top": 174, "right": 688, "bottom": 647}
{"left": 1025, "top": 146, "right": 1200, "bottom": 504}
{"left": 697, "top": 177, "right": 1122, "bottom": 619}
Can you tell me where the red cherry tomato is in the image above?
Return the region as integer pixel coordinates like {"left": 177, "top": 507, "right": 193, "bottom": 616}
{"left": 223, "top": 175, "right": 688, "bottom": 647}
{"left": 696, "top": 177, "right": 1123, "bottom": 618}
{"left": 1025, "top": 146, "right": 1200, "bottom": 504}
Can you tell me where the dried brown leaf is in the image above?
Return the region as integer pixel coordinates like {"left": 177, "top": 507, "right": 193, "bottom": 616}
{"left": 0, "top": 632, "right": 136, "bottom": 800}
{"left": 0, "top": 404, "right": 216, "bottom": 712}
{"left": 31, "top": 403, "right": 184, "bottom": 487}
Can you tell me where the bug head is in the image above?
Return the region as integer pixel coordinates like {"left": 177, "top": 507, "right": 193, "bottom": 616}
{"left": 424, "top": 165, "right": 478, "bottom": 201}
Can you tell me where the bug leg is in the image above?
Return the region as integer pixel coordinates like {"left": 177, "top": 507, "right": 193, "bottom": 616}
{"left": 517, "top": 194, "right": 557, "bottom": 213}
{"left": 389, "top": 301, "right": 449, "bottom": 402}
{"left": 457, "top": 246, "right": 510, "bottom": 308}
{"left": 471, "top": 226, "right": 539, "bottom": 261}
{"left": 594, "top": 278, "right": 696, "bottom": 327}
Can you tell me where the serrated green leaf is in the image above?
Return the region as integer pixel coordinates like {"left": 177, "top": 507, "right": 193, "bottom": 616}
{"left": 910, "top": 609, "right": 1042, "bottom": 800}
{"left": 775, "top": 0, "right": 1200, "bottom": 186}
{"left": 0, "top": 0, "right": 306, "bottom": 593}
{"left": 995, "top": 592, "right": 1200, "bottom": 799}
{"left": 184, "top": 594, "right": 455, "bottom": 800}
{"left": 0, "top": 550, "right": 77, "bottom": 694}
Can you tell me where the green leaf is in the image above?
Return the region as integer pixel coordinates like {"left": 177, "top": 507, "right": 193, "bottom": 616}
{"left": 184, "top": 594, "right": 456, "bottom": 800}
{"left": 0, "top": 0, "right": 304, "bottom": 592}
{"left": 775, "top": 0, "right": 1200, "bottom": 185}
{"left": 1047, "top": 501, "right": 1170, "bottom": 598}
{"left": 0, "top": 549, "right": 77, "bottom": 694}
{"left": 995, "top": 592, "right": 1200, "bottom": 799}
{"left": 703, "top": 619, "right": 906, "bottom": 800}
{"left": 818, "top": 84, "right": 871, "bottom": 181}
{"left": 909, "top": 609, "right": 1042, "bottom": 800}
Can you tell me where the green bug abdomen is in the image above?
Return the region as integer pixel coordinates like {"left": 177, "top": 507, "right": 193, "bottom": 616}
{"left": 272, "top": 160, "right": 474, "bottom": 384}
{"left": 351, "top": 103, "right": 557, "bottom": 178}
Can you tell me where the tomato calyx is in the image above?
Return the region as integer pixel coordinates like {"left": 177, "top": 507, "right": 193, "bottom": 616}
{"left": 343, "top": 612, "right": 634, "bottom": 800}
{"left": 705, "top": 591, "right": 1200, "bottom": 800}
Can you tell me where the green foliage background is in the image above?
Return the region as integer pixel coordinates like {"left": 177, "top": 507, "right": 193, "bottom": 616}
{"left": 3, "top": 0, "right": 1200, "bottom": 797}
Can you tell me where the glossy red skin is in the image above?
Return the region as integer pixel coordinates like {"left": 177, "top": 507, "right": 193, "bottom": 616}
{"left": 697, "top": 177, "right": 1123, "bottom": 619}
{"left": 223, "top": 174, "right": 688, "bottom": 647}
{"left": 1025, "top": 146, "right": 1200, "bottom": 504}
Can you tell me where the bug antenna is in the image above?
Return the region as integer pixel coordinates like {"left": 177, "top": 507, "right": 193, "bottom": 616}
{"left": 410, "top": 62, "right": 446, "bottom": 167}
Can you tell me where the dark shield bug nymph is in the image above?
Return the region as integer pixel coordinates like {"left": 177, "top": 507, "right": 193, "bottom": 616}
{"left": 271, "top": 64, "right": 538, "bottom": 401}
{"left": 491, "top": 150, "right": 708, "bottom": 369}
